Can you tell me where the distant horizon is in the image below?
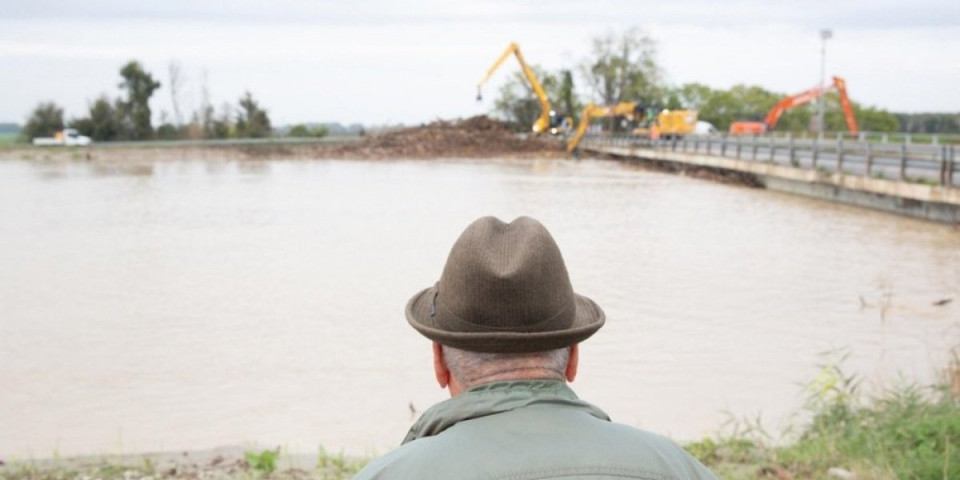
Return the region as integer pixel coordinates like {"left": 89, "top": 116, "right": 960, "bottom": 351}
{"left": 5, "top": 108, "right": 960, "bottom": 129}
{"left": 4, "top": 109, "right": 960, "bottom": 133}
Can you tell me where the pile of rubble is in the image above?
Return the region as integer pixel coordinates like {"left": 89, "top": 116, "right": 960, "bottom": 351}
{"left": 320, "top": 116, "right": 564, "bottom": 159}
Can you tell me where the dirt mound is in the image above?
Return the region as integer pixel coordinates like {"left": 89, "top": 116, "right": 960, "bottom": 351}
{"left": 321, "top": 116, "right": 564, "bottom": 159}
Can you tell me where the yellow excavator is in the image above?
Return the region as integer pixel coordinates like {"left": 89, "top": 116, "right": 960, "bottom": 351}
{"left": 566, "top": 103, "right": 698, "bottom": 152}
{"left": 477, "top": 42, "right": 568, "bottom": 135}
{"left": 566, "top": 102, "right": 648, "bottom": 152}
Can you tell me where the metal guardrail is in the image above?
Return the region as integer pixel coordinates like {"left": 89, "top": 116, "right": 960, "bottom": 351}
{"left": 582, "top": 134, "right": 958, "bottom": 188}
{"left": 759, "top": 130, "right": 960, "bottom": 146}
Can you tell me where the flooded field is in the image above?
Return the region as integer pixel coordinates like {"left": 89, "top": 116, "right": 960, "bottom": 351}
{"left": 1, "top": 156, "right": 958, "bottom": 458}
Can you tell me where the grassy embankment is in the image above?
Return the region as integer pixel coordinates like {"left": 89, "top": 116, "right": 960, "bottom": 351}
{"left": 3, "top": 352, "right": 958, "bottom": 480}
{"left": 688, "top": 350, "right": 960, "bottom": 480}
{"left": 0, "top": 132, "right": 21, "bottom": 147}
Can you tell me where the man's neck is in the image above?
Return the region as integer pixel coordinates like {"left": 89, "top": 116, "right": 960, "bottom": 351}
{"left": 449, "top": 369, "right": 565, "bottom": 397}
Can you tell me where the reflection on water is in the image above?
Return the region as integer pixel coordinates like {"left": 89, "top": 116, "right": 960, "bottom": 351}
{"left": 0, "top": 157, "right": 958, "bottom": 458}
{"left": 89, "top": 163, "right": 155, "bottom": 177}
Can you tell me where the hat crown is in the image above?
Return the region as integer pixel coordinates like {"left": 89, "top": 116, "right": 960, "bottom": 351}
{"left": 405, "top": 215, "right": 604, "bottom": 353}
{"left": 437, "top": 216, "right": 575, "bottom": 332}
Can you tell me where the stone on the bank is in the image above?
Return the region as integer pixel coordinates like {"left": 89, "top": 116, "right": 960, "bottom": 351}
{"left": 827, "top": 467, "right": 855, "bottom": 479}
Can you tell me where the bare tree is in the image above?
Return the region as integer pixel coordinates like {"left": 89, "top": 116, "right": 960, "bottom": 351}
{"left": 579, "top": 27, "right": 662, "bottom": 105}
{"left": 168, "top": 61, "right": 185, "bottom": 127}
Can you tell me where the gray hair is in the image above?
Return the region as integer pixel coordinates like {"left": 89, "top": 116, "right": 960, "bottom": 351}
{"left": 441, "top": 345, "right": 570, "bottom": 390}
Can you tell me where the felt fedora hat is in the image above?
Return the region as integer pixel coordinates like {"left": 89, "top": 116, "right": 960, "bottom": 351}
{"left": 405, "top": 216, "right": 605, "bottom": 353}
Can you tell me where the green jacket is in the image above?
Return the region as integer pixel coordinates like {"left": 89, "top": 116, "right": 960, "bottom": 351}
{"left": 354, "top": 380, "right": 717, "bottom": 480}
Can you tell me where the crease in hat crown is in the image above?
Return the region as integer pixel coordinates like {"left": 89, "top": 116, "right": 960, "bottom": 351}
{"left": 405, "top": 216, "right": 605, "bottom": 353}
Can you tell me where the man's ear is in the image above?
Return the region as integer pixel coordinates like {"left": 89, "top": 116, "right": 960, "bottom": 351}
{"left": 433, "top": 342, "right": 450, "bottom": 389}
{"left": 565, "top": 344, "right": 579, "bottom": 382}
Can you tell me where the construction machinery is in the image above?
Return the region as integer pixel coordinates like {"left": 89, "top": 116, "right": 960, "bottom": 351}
{"left": 566, "top": 102, "right": 646, "bottom": 152}
{"left": 654, "top": 110, "right": 699, "bottom": 138}
{"left": 729, "top": 76, "right": 859, "bottom": 135}
{"left": 477, "top": 42, "right": 567, "bottom": 135}
{"left": 566, "top": 103, "right": 698, "bottom": 153}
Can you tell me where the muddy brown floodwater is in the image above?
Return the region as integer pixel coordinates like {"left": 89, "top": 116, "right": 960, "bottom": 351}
{"left": 0, "top": 156, "right": 958, "bottom": 458}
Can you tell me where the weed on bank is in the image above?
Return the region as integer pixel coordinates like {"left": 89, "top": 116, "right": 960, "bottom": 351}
{"left": 687, "top": 351, "right": 960, "bottom": 480}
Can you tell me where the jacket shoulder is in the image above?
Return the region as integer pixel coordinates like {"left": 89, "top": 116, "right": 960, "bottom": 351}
{"left": 353, "top": 421, "right": 717, "bottom": 480}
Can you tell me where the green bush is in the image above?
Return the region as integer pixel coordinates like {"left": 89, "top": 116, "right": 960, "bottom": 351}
{"left": 245, "top": 448, "right": 279, "bottom": 474}
{"left": 287, "top": 124, "right": 328, "bottom": 138}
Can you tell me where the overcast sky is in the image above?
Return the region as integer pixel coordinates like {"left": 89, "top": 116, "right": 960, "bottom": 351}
{"left": 2, "top": 0, "right": 959, "bottom": 126}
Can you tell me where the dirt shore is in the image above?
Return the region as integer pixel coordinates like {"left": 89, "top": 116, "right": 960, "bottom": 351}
{"left": 0, "top": 116, "right": 566, "bottom": 164}
{"left": 0, "top": 446, "right": 368, "bottom": 480}
{"left": 0, "top": 116, "right": 764, "bottom": 190}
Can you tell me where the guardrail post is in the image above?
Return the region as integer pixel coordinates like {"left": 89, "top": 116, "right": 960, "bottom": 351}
{"left": 947, "top": 145, "right": 957, "bottom": 187}
{"left": 752, "top": 136, "right": 758, "bottom": 161}
{"left": 812, "top": 138, "right": 820, "bottom": 168}
{"left": 899, "top": 144, "right": 907, "bottom": 180}
{"left": 671, "top": 136, "right": 677, "bottom": 152}
{"left": 788, "top": 134, "right": 795, "bottom": 166}
{"left": 720, "top": 136, "right": 727, "bottom": 157}
{"left": 940, "top": 145, "right": 948, "bottom": 186}
{"left": 706, "top": 137, "right": 712, "bottom": 155}
{"left": 865, "top": 141, "right": 874, "bottom": 176}
{"left": 836, "top": 137, "right": 844, "bottom": 173}
{"left": 735, "top": 137, "right": 742, "bottom": 160}
{"left": 768, "top": 136, "right": 775, "bottom": 163}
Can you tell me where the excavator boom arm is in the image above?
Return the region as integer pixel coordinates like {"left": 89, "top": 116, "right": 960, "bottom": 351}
{"left": 566, "top": 102, "right": 641, "bottom": 152}
{"left": 764, "top": 76, "right": 859, "bottom": 134}
{"left": 832, "top": 76, "right": 859, "bottom": 135}
{"left": 566, "top": 103, "right": 599, "bottom": 152}
{"left": 477, "top": 43, "right": 520, "bottom": 94}
{"left": 512, "top": 48, "right": 553, "bottom": 120}
{"left": 477, "top": 42, "right": 554, "bottom": 133}
{"left": 764, "top": 86, "right": 826, "bottom": 129}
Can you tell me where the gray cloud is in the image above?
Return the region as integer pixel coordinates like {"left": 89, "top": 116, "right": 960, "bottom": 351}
{"left": 5, "top": 0, "right": 960, "bottom": 29}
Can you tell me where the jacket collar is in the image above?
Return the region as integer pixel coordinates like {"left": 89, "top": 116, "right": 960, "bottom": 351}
{"left": 402, "top": 380, "right": 610, "bottom": 444}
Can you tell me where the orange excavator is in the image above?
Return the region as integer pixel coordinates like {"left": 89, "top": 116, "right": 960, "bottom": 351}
{"left": 729, "top": 76, "right": 858, "bottom": 135}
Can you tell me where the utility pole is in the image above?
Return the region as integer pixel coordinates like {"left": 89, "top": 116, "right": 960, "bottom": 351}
{"left": 817, "top": 29, "right": 832, "bottom": 134}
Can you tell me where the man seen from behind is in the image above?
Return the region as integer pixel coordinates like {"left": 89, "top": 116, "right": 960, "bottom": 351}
{"left": 353, "top": 216, "right": 717, "bottom": 480}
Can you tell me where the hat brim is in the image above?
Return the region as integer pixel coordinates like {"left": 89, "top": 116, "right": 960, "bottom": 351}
{"left": 405, "top": 286, "right": 605, "bottom": 353}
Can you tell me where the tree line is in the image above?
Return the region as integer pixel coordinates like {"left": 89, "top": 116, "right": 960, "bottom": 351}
{"left": 492, "top": 28, "right": 907, "bottom": 134}
{"left": 20, "top": 60, "right": 327, "bottom": 142}
{"left": 895, "top": 113, "right": 960, "bottom": 134}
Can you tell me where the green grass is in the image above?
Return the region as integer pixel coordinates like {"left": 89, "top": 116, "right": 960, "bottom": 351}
{"left": 244, "top": 449, "right": 279, "bottom": 475}
{"left": 686, "top": 350, "right": 960, "bottom": 480}
{"left": 0, "top": 132, "right": 21, "bottom": 146}
{"left": 1, "top": 452, "right": 369, "bottom": 480}
{"left": 316, "top": 446, "right": 368, "bottom": 479}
